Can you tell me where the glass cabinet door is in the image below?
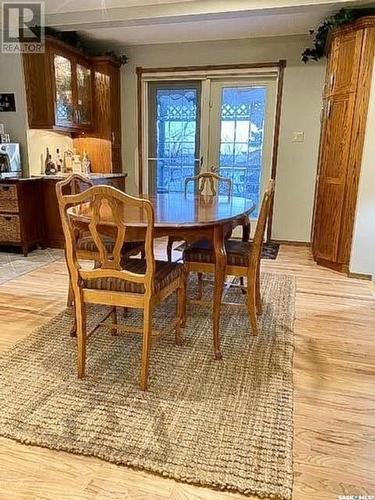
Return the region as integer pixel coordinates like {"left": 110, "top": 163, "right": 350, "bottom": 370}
{"left": 54, "top": 54, "right": 74, "bottom": 126}
{"left": 76, "top": 63, "right": 92, "bottom": 126}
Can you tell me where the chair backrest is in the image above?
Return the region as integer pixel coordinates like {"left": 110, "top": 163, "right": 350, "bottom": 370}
{"left": 60, "top": 172, "right": 93, "bottom": 196}
{"left": 56, "top": 176, "right": 155, "bottom": 295}
{"left": 250, "top": 179, "right": 275, "bottom": 268}
{"left": 184, "top": 170, "right": 233, "bottom": 197}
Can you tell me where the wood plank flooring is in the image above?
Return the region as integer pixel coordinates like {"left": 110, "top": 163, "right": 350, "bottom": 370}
{"left": 0, "top": 242, "right": 374, "bottom": 500}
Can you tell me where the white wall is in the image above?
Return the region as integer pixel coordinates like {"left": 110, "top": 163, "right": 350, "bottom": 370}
{"left": 0, "top": 52, "right": 29, "bottom": 173}
{"left": 350, "top": 59, "right": 375, "bottom": 281}
{"left": 121, "top": 34, "right": 326, "bottom": 242}
{"left": 27, "top": 129, "right": 73, "bottom": 176}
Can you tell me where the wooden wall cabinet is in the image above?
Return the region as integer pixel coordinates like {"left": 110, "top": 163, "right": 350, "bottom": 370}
{"left": 312, "top": 17, "right": 375, "bottom": 272}
{"left": 73, "top": 58, "right": 122, "bottom": 173}
{"left": 23, "top": 38, "right": 94, "bottom": 132}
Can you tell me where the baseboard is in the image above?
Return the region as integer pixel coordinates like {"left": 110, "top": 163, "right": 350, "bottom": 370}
{"left": 315, "top": 257, "right": 349, "bottom": 273}
{"left": 270, "top": 239, "right": 311, "bottom": 247}
{"left": 347, "top": 271, "right": 373, "bottom": 281}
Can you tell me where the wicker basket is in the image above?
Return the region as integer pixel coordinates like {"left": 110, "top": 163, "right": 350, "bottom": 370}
{"left": 0, "top": 184, "right": 19, "bottom": 213}
{"left": 0, "top": 214, "right": 21, "bottom": 242}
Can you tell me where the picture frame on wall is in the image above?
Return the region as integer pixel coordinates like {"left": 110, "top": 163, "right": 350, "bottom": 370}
{"left": 0, "top": 93, "right": 16, "bottom": 112}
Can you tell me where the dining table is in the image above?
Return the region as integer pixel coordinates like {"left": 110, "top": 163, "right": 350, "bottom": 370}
{"left": 68, "top": 192, "right": 255, "bottom": 359}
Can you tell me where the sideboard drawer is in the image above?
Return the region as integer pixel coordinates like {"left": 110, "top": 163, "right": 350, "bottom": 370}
{"left": 0, "top": 184, "right": 19, "bottom": 212}
{"left": 0, "top": 214, "right": 21, "bottom": 242}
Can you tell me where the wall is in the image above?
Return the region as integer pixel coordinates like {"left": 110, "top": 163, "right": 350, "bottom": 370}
{"left": 350, "top": 58, "right": 375, "bottom": 281}
{"left": 27, "top": 130, "right": 73, "bottom": 176}
{"left": 0, "top": 52, "right": 29, "bottom": 173}
{"left": 121, "top": 34, "right": 326, "bottom": 242}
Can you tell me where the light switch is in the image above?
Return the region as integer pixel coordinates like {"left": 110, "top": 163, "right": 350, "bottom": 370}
{"left": 292, "top": 132, "right": 305, "bottom": 143}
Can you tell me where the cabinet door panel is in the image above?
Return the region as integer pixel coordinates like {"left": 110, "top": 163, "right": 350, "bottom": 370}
{"left": 77, "top": 63, "right": 93, "bottom": 126}
{"left": 313, "top": 93, "right": 356, "bottom": 262}
{"left": 328, "top": 30, "right": 363, "bottom": 95}
{"left": 54, "top": 54, "right": 74, "bottom": 127}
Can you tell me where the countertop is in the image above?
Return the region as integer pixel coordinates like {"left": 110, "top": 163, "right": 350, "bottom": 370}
{"left": 0, "top": 173, "right": 127, "bottom": 182}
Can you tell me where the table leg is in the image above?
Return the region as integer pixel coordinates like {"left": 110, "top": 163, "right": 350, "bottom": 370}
{"left": 240, "top": 216, "right": 251, "bottom": 290}
{"left": 213, "top": 224, "right": 226, "bottom": 360}
{"left": 242, "top": 215, "right": 251, "bottom": 242}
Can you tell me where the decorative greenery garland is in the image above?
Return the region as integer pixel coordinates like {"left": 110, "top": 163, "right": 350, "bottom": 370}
{"left": 302, "top": 8, "right": 375, "bottom": 63}
{"left": 30, "top": 26, "right": 128, "bottom": 65}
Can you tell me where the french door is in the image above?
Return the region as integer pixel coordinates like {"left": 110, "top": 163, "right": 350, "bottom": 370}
{"left": 148, "top": 82, "right": 201, "bottom": 195}
{"left": 146, "top": 77, "right": 276, "bottom": 222}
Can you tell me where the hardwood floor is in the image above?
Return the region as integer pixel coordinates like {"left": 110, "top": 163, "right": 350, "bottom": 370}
{"left": 0, "top": 242, "right": 374, "bottom": 500}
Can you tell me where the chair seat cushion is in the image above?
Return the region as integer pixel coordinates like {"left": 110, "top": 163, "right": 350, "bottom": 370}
{"left": 184, "top": 239, "right": 253, "bottom": 267}
{"left": 84, "top": 259, "right": 183, "bottom": 294}
{"left": 77, "top": 232, "right": 143, "bottom": 257}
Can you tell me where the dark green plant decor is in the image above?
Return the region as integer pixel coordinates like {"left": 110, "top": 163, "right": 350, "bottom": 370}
{"left": 302, "top": 8, "right": 375, "bottom": 63}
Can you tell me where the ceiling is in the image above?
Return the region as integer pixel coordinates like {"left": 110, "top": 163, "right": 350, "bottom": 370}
{"left": 26, "top": 0, "right": 375, "bottom": 46}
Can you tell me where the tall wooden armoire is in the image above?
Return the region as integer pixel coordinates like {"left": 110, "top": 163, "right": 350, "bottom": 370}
{"left": 312, "top": 17, "right": 375, "bottom": 272}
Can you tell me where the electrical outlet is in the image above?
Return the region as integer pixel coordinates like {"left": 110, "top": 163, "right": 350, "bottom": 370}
{"left": 292, "top": 132, "right": 305, "bottom": 143}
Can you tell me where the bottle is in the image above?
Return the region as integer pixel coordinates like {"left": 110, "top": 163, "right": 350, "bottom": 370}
{"left": 45, "top": 150, "right": 57, "bottom": 175}
{"left": 82, "top": 151, "right": 91, "bottom": 175}
{"left": 44, "top": 147, "right": 50, "bottom": 174}
{"left": 64, "top": 150, "right": 73, "bottom": 173}
{"left": 56, "top": 148, "right": 63, "bottom": 172}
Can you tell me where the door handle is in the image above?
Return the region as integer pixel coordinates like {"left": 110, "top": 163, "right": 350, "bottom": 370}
{"left": 327, "top": 99, "right": 332, "bottom": 119}
{"left": 330, "top": 73, "right": 335, "bottom": 91}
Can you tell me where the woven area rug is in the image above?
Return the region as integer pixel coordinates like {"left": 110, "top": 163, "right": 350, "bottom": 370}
{"left": 0, "top": 273, "right": 295, "bottom": 500}
{"left": 0, "top": 248, "right": 64, "bottom": 284}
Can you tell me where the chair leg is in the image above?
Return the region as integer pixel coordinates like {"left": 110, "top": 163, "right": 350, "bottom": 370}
{"left": 75, "top": 294, "right": 87, "bottom": 378}
{"left": 110, "top": 307, "right": 118, "bottom": 335}
{"left": 167, "top": 237, "right": 173, "bottom": 262}
{"left": 255, "top": 263, "right": 262, "bottom": 315}
{"left": 247, "top": 271, "right": 258, "bottom": 336}
{"left": 67, "top": 280, "right": 74, "bottom": 307}
{"left": 140, "top": 301, "right": 153, "bottom": 391}
{"left": 239, "top": 276, "right": 247, "bottom": 295}
{"left": 176, "top": 274, "right": 187, "bottom": 344}
{"left": 70, "top": 304, "right": 77, "bottom": 337}
{"left": 197, "top": 272, "right": 203, "bottom": 300}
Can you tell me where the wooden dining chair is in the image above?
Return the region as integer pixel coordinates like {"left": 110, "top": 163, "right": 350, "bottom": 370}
{"left": 56, "top": 180, "right": 187, "bottom": 391}
{"left": 183, "top": 180, "right": 275, "bottom": 336}
{"left": 167, "top": 169, "right": 233, "bottom": 262}
{"left": 62, "top": 174, "right": 144, "bottom": 308}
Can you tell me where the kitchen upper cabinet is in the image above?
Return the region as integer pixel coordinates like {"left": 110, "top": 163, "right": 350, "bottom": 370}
{"left": 73, "top": 57, "right": 122, "bottom": 173}
{"left": 23, "top": 38, "right": 93, "bottom": 132}
{"left": 76, "top": 62, "right": 93, "bottom": 127}
{"left": 53, "top": 53, "right": 74, "bottom": 127}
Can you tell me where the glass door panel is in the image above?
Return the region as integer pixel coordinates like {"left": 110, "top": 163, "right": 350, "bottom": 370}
{"left": 54, "top": 54, "right": 74, "bottom": 126}
{"left": 208, "top": 81, "right": 275, "bottom": 221}
{"left": 76, "top": 63, "right": 92, "bottom": 126}
{"left": 148, "top": 81, "right": 201, "bottom": 194}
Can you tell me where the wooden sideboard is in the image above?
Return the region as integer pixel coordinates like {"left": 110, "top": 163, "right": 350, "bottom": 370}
{"left": 312, "top": 17, "right": 375, "bottom": 272}
{"left": 0, "top": 179, "right": 43, "bottom": 256}
{"left": 0, "top": 174, "right": 126, "bottom": 253}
